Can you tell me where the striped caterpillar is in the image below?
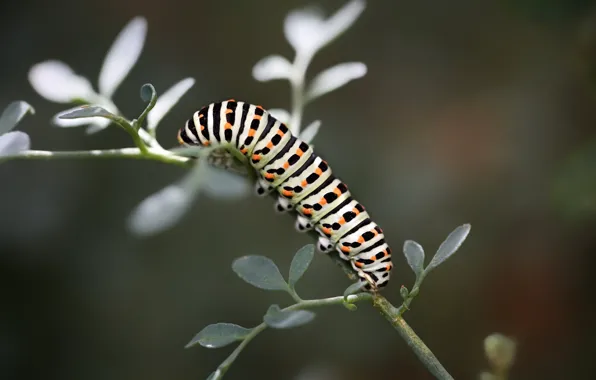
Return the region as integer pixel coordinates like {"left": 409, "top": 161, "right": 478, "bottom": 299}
{"left": 177, "top": 99, "right": 393, "bottom": 290}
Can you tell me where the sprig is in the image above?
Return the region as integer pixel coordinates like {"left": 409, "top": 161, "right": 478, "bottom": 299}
{"left": 190, "top": 222, "right": 472, "bottom": 380}
{"left": 187, "top": 244, "right": 372, "bottom": 380}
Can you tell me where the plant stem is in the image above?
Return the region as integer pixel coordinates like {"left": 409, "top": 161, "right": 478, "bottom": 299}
{"left": 325, "top": 253, "right": 453, "bottom": 379}
{"left": 372, "top": 295, "right": 454, "bottom": 380}
{"left": 0, "top": 148, "right": 190, "bottom": 167}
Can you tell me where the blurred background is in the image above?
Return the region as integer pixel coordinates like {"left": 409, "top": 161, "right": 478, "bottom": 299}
{"left": 2, "top": 0, "right": 596, "bottom": 379}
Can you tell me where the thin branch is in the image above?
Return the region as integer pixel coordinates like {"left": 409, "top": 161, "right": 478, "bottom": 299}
{"left": 0, "top": 148, "right": 190, "bottom": 167}
{"left": 326, "top": 252, "right": 453, "bottom": 380}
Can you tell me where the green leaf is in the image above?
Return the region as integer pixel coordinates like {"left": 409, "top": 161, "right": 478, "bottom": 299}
{"left": 426, "top": 224, "right": 471, "bottom": 273}
{"left": 57, "top": 105, "right": 117, "bottom": 120}
{"left": 134, "top": 83, "right": 158, "bottom": 130}
{"left": 206, "top": 371, "right": 221, "bottom": 380}
{"left": 0, "top": 101, "right": 35, "bottom": 135}
{"left": 343, "top": 280, "right": 366, "bottom": 300}
{"left": 140, "top": 83, "right": 156, "bottom": 103}
{"left": 399, "top": 285, "right": 409, "bottom": 300}
{"left": 288, "top": 244, "right": 314, "bottom": 287}
{"left": 263, "top": 305, "right": 315, "bottom": 329}
{"left": 232, "top": 255, "right": 288, "bottom": 291}
{"left": 185, "top": 323, "right": 252, "bottom": 349}
{"left": 403, "top": 240, "right": 425, "bottom": 276}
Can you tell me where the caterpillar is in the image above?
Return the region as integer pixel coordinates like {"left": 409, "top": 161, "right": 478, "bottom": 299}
{"left": 177, "top": 99, "right": 393, "bottom": 290}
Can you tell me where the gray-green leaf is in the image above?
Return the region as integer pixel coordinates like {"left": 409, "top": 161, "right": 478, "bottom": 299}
{"left": 232, "top": 255, "right": 288, "bottom": 291}
{"left": 0, "top": 131, "right": 31, "bottom": 156}
{"left": 288, "top": 244, "right": 314, "bottom": 287}
{"left": 343, "top": 280, "right": 366, "bottom": 300}
{"left": 403, "top": 240, "right": 425, "bottom": 276}
{"left": 0, "top": 101, "right": 35, "bottom": 135}
{"left": 263, "top": 305, "right": 315, "bottom": 329}
{"left": 426, "top": 224, "right": 471, "bottom": 273}
{"left": 185, "top": 323, "right": 252, "bottom": 349}
{"left": 57, "top": 105, "right": 116, "bottom": 120}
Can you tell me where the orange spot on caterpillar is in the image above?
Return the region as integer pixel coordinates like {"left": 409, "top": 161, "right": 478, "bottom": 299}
{"left": 355, "top": 261, "right": 364, "bottom": 268}
{"left": 333, "top": 187, "right": 342, "bottom": 196}
{"left": 266, "top": 141, "right": 274, "bottom": 149}
{"left": 226, "top": 98, "right": 236, "bottom": 102}
{"left": 252, "top": 154, "right": 261, "bottom": 161}
{"left": 358, "top": 236, "right": 364, "bottom": 243}
{"left": 338, "top": 217, "right": 346, "bottom": 225}
{"left": 248, "top": 129, "right": 256, "bottom": 137}
{"left": 283, "top": 162, "right": 290, "bottom": 169}
{"left": 277, "top": 129, "right": 284, "bottom": 136}
{"left": 200, "top": 125, "right": 205, "bottom": 131}
{"left": 177, "top": 131, "right": 184, "bottom": 145}
{"left": 302, "top": 208, "right": 313, "bottom": 215}
{"left": 264, "top": 173, "right": 275, "bottom": 179}
{"left": 385, "top": 264, "right": 392, "bottom": 271}
{"left": 202, "top": 141, "right": 210, "bottom": 146}
{"left": 296, "top": 148, "right": 304, "bottom": 157}
{"left": 240, "top": 148, "right": 248, "bottom": 154}
{"left": 225, "top": 109, "right": 233, "bottom": 114}
{"left": 341, "top": 246, "right": 350, "bottom": 253}
{"left": 256, "top": 105, "right": 264, "bottom": 110}
{"left": 224, "top": 122, "right": 233, "bottom": 130}
{"left": 322, "top": 227, "right": 332, "bottom": 235}
{"left": 282, "top": 189, "right": 293, "bottom": 197}
{"left": 301, "top": 179, "right": 307, "bottom": 187}
{"left": 253, "top": 115, "right": 262, "bottom": 120}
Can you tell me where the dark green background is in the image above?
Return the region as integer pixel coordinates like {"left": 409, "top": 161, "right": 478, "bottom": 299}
{"left": 2, "top": 0, "right": 596, "bottom": 379}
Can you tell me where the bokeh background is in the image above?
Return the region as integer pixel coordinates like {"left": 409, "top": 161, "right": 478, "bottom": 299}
{"left": 2, "top": 0, "right": 596, "bottom": 379}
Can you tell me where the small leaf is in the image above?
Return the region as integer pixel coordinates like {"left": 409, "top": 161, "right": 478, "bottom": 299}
{"left": 140, "top": 83, "right": 156, "bottom": 103}
{"left": 306, "top": 62, "right": 366, "bottom": 102}
{"left": 135, "top": 83, "right": 157, "bottom": 129}
{"left": 51, "top": 107, "right": 112, "bottom": 129}
{"left": 28, "top": 60, "right": 97, "bottom": 103}
{"left": 399, "top": 285, "right": 409, "bottom": 300}
{"left": 98, "top": 16, "right": 147, "bottom": 98}
{"left": 263, "top": 305, "right": 315, "bottom": 329}
{"left": 343, "top": 280, "right": 366, "bottom": 300}
{"left": 284, "top": 6, "right": 326, "bottom": 54}
{"left": 57, "top": 105, "right": 117, "bottom": 120}
{"left": 299, "top": 120, "right": 321, "bottom": 144}
{"left": 403, "top": 240, "right": 425, "bottom": 276}
{"left": 128, "top": 160, "right": 207, "bottom": 236}
{"left": 0, "top": 131, "right": 31, "bottom": 156}
{"left": 268, "top": 108, "right": 291, "bottom": 124}
{"left": 231, "top": 255, "right": 288, "bottom": 291}
{"left": 147, "top": 78, "right": 195, "bottom": 130}
{"left": 426, "top": 224, "right": 471, "bottom": 272}
{"left": 284, "top": 0, "right": 365, "bottom": 55}
{"left": 203, "top": 166, "right": 251, "bottom": 200}
{"left": 252, "top": 55, "right": 293, "bottom": 82}
{"left": 317, "top": 0, "right": 366, "bottom": 49}
{"left": 185, "top": 323, "right": 252, "bottom": 349}
{"left": 288, "top": 244, "right": 315, "bottom": 287}
{"left": 0, "top": 101, "right": 35, "bottom": 135}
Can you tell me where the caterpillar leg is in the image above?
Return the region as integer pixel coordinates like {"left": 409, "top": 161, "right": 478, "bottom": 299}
{"left": 274, "top": 195, "right": 293, "bottom": 213}
{"left": 255, "top": 177, "right": 274, "bottom": 196}
{"left": 294, "top": 214, "right": 313, "bottom": 232}
{"left": 317, "top": 236, "right": 334, "bottom": 252}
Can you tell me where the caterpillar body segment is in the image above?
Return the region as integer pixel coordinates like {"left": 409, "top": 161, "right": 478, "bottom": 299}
{"left": 177, "top": 99, "right": 393, "bottom": 290}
